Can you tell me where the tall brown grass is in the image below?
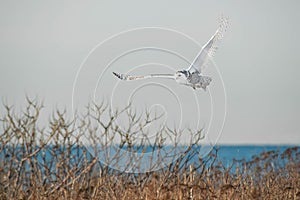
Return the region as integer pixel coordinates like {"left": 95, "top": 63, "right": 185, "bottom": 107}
{"left": 0, "top": 97, "right": 299, "bottom": 199}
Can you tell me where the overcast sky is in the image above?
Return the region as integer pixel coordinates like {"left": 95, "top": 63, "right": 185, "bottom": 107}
{"left": 0, "top": 1, "right": 299, "bottom": 144}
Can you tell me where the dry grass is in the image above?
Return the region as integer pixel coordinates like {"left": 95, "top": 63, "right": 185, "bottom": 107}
{"left": 0, "top": 97, "right": 299, "bottom": 200}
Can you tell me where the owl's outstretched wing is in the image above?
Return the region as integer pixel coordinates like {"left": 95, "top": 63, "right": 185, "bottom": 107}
{"left": 113, "top": 72, "right": 175, "bottom": 81}
{"left": 187, "top": 16, "right": 228, "bottom": 74}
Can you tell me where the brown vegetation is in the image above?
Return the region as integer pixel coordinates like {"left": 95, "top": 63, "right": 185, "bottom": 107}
{"left": 0, "top": 98, "right": 299, "bottom": 199}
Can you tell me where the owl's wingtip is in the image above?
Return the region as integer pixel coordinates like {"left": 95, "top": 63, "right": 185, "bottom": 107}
{"left": 112, "top": 72, "right": 122, "bottom": 79}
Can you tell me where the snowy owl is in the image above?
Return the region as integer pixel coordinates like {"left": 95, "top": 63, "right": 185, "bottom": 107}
{"left": 113, "top": 17, "right": 228, "bottom": 90}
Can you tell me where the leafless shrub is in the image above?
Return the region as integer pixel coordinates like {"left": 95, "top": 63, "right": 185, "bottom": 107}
{"left": 0, "top": 97, "right": 299, "bottom": 199}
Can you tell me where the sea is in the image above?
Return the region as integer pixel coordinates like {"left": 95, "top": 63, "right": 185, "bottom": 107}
{"left": 1, "top": 144, "right": 298, "bottom": 173}
{"left": 213, "top": 145, "right": 295, "bottom": 165}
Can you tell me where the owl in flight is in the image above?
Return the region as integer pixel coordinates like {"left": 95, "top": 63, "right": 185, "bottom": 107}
{"left": 113, "top": 17, "right": 228, "bottom": 90}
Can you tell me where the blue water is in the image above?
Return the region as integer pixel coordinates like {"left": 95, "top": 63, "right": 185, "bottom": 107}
{"left": 215, "top": 145, "right": 294, "bottom": 165}
{"left": 2, "top": 145, "right": 296, "bottom": 162}
{"left": 1, "top": 144, "right": 298, "bottom": 173}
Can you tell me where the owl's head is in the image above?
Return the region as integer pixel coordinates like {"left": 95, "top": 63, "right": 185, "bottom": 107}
{"left": 175, "top": 70, "right": 188, "bottom": 84}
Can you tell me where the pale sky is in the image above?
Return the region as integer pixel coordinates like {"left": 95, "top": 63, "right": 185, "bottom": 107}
{"left": 0, "top": 1, "right": 299, "bottom": 144}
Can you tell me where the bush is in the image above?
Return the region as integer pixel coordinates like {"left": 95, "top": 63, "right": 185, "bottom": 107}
{"left": 0, "top": 98, "right": 299, "bottom": 199}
